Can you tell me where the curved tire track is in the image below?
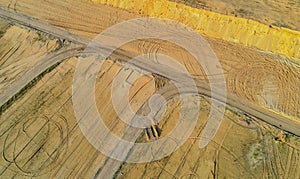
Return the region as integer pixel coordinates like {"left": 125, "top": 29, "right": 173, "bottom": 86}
{"left": 0, "top": 7, "right": 299, "bottom": 137}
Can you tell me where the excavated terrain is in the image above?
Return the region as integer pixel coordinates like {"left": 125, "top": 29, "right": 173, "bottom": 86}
{"left": 0, "top": 0, "right": 299, "bottom": 178}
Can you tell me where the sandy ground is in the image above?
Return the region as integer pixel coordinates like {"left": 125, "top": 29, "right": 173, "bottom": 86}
{"left": 0, "top": 22, "right": 60, "bottom": 94}
{"left": 0, "top": 0, "right": 299, "bottom": 119}
{"left": 1, "top": 55, "right": 299, "bottom": 178}
{"left": 0, "top": 0, "right": 299, "bottom": 178}
{"left": 173, "top": 0, "right": 300, "bottom": 31}
{"left": 118, "top": 38, "right": 300, "bottom": 119}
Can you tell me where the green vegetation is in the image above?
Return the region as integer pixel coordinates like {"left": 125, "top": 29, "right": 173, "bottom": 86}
{"left": 33, "top": 32, "right": 48, "bottom": 43}
{"left": 285, "top": 133, "right": 292, "bottom": 142}
{"left": 271, "top": 22, "right": 292, "bottom": 29}
{"left": 253, "top": 147, "right": 261, "bottom": 159}
{"left": 0, "top": 21, "right": 11, "bottom": 39}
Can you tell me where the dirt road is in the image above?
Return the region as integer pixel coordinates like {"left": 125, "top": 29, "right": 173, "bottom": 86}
{"left": 1, "top": 6, "right": 300, "bottom": 178}
{"left": 0, "top": 6, "right": 299, "bottom": 138}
